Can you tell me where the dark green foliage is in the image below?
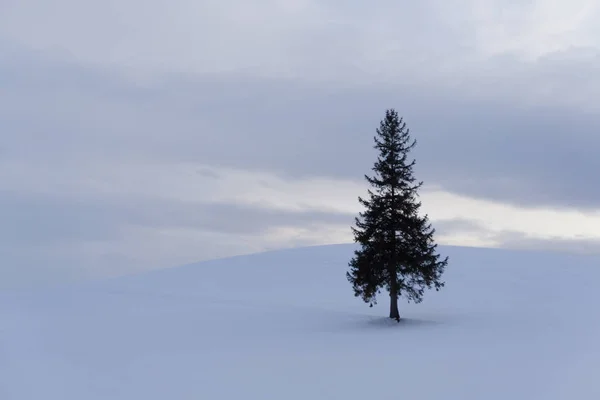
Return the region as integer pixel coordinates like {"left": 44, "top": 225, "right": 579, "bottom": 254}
{"left": 347, "top": 109, "right": 448, "bottom": 321}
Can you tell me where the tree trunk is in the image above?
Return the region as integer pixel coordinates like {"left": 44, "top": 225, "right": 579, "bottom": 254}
{"left": 389, "top": 184, "right": 400, "bottom": 322}
{"left": 389, "top": 292, "right": 400, "bottom": 321}
{"left": 389, "top": 279, "right": 400, "bottom": 322}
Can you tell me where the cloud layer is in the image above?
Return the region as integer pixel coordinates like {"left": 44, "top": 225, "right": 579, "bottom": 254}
{"left": 2, "top": 0, "right": 600, "bottom": 288}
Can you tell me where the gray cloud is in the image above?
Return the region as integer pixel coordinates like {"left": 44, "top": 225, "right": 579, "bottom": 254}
{"left": 492, "top": 231, "right": 600, "bottom": 256}
{"left": 4, "top": 46, "right": 600, "bottom": 210}
{"left": 0, "top": 191, "right": 119, "bottom": 245}
{"left": 0, "top": 190, "right": 354, "bottom": 246}
{"left": 434, "top": 217, "right": 600, "bottom": 256}
{"left": 433, "top": 218, "right": 495, "bottom": 238}
{"left": 118, "top": 199, "right": 355, "bottom": 236}
{"left": 0, "top": 188, "right": 355, "bottom": 288}
{"left": 2, "top": 3, "right": 600, "bottom": 288}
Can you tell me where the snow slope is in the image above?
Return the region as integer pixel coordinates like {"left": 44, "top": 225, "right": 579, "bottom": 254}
{"left": 1, "top": 244, "right": 600, "bottom": 399}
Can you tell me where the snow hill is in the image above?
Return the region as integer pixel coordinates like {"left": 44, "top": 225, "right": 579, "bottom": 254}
{"left": 1, "top": 243, "right": 600, "bottom": 399}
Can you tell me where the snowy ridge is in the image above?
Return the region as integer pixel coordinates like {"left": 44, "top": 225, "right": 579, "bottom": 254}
{"left": 1, "top": 244, "right": 600, "bottom": 399}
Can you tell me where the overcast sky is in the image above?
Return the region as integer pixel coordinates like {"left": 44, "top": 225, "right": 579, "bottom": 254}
{"left": 2, "top": 0, "right": 600, "bottom": 288}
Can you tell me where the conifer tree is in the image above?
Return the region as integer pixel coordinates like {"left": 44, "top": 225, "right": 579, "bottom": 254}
{"left": 347, "top": 109, "right": 448, "bottom": 321}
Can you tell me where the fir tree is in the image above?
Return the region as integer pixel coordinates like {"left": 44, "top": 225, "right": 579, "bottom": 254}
{"left": 347, "top": 109, "right": 448, "bottom": 322}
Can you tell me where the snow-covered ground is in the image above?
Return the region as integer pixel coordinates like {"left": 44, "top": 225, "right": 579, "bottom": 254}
{"left": 1, "top": 243, "right": 600, "bottom": 399}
